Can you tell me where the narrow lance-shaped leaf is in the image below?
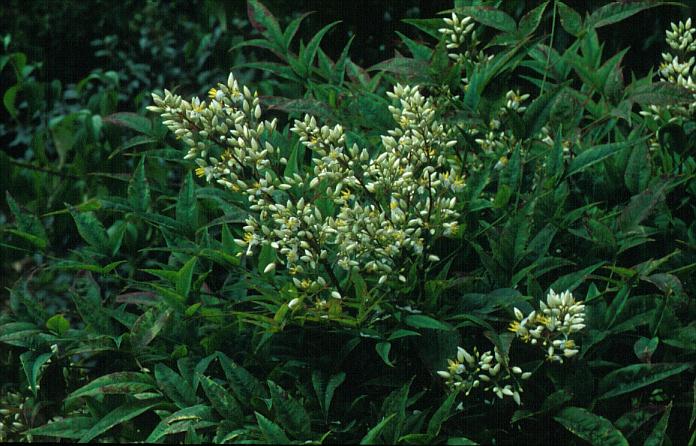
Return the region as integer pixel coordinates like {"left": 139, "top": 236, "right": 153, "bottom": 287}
{"left": 643, "top": 402, "right": 672, "bottom": 446}
{"left": 79, "top": 399, "right": 162, "bottom": 443}
{"left": 454, "top": 6, "right": 517, "bottom": 33}
{"left": 67, "top": 372, "right": 156, "bottom": 401}
{"left": 598, "top": 363, "right": 690, "bottom": 400}
{"left": 557, "top": 2, "right": 583, "bottom": 36}
{"left": 567, "top": 140, "right": 642, "bottom": 177}
{"left": 302, "top": 21, "right": 341, "bottom": 72}
{"left": 177, "top": 171, "right": 198, "bottom": 233}
{"left": 176, "top": 256, "right": 197, "bottom": 299}
{"left": 587, "top": 2, "right": 663, "bottom": 29}
{"left": 154, "top": 363, "right": 198, "bottom": 408}
{"left": 199, "top": 374, "right": 244, "bottom": 424}
{"left": 255, "top": 411, "right": 290, "bottom": 444}
{"left": 128, "top": 156, "right": 150, "bottom": 212}
{"left": 26, "top": 417, "right": 95, "bottom": 440}
{"left": 68, "top": 205, "right": 111, "bottom": 254}
{"left": 555, "top": 407, "right": 628, "bottom": 446}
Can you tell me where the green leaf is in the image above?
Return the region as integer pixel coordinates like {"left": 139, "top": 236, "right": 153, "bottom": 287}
{"left": 624, "top": 141, "right": 650, "bottom": 194}
{"left": 258, "top": 243, "right": 276, "bottom": 275}
{"left": 283, "top": 142, "right": 300, "bottom": 178}
{"left": 5, "top": 229, "right": 47, "bottom": 249}
{"left": 368, "top": 57, "right": 429, "bottom": 82}
{"left": 312, "top": 371, "right": 346, "bottom": 421}
{"left": 49, "top": 259, "right": 125, "bottom": 274}
{"left": 388, "top": 329, "right": 421, "bottom": 341}
{"left": 20, "top": 351, "right": 52, "bottom": 396}
{"left": 79, "top": 399, "right": 162, "bottom": 443}
{"left": 246, "top": 0, "right": 285, "bottom": 53}
{"left": 3, "top": 84, "right": 18, "bottom": 118}
{"left": 633, "top": 337, "right": 659, "bottom": 362}
{"left": 396, "top": 31, "right": 432, "bottom": 61}
{"left": 555, "top": 407, "right": 628, "bottom": 446}
{"left": 446, "top": 437, "right": 479, "bottom": 445}
{"left": 155, "top": 363, "right": 198, "bottom": 408}
{"left": 68, "top": 205, "right": 111, "bottom": 254}
{"left": 71, "top": 272, "right": 116, "bottom": 335}
{"left": 0, "top": 322, "right": 41, "bottom": 347}
{"left": 302, "top": 21, "right": 340, "bottom": 72}
{"left": 130, "top": 307, "right": 172, "bottom": 350}
{"left": 283, "top": 11, "right": 312, "bottom": 49}
{"left": 199, "top": 374, "right": 243, "bottom": 423}
{"left": 236, "top": 61, "right": 302, "bottom": 83}
{"left": 598, "top": 363, "right": 690, "bottom": 400}
{"left": 104, "top": 112, "right": 152, "bottom": 135}
{"left": 67, "top": 372, "right": 156, "bottom": 401}
{"left": 6, "top": 191, "right": 47, "bottom": 246}
{"left": 627, "top": 81, "right": 694, "bottom": 106}
{"left": 26, "top": 417, "right": 95, "bottom": 439}
{"left": 146, "top": 404, "right": 215, "bottom": 443}
{"left": 360, "top": 414, "right": 396, "bottom": 445}
{"left": 376, "top": 342, "right": 394, "bottom": 367}
{"left": 46, "top": 314, "right": 70, "bottom": 335}
{"left": 587, "top": 2, "right": 662, "bottom": 29}
{"left": 255, "top": 411, "right": 290, "bottom": 444}
{"left": 567, "top": 141, "right": 638, "bottom": 176}
{"left": 691, "top": 378, "right": 696, "bottom": 429}
{"left": 427, "top": 392, "right": 457, "bottom": 437}
{"left": 548, "top": 262, "right": 605, "bottom": 294}
{"left": 268, "top": 380, "right": 312, "bottom": 437}
{"left": 557, "top": 2, "right": 583, "bottom": 36}
{"left": 218, "top": 352, "right": 268, "bottom": 406}
{"left": 643, "top": 402, "right": 671, "bottom": 446}
{"left": 176, "top": 256, "right": 197, "bottom": 298}
{"left": 404, "top": 315, "right": 451, "bottom": 331}
{"left": 454, "top": 6, "right": 516, "bottom": 33}
{"left": 517, "top": 2, "right": 548, "bottom": 36}
{"left": 521, "top": 85, "right": 563, "bottom": 139}
{"left": 108, "top": 135, "right": 157, "bottom": 160}
{"left": 618, "top": 180, "right": 672, "bottom": 232}
{"left": 176, "top": 171, "right": 198, "bottom": 233}
{"left": 128, "top": 157, "right": 150, "bottom": 212}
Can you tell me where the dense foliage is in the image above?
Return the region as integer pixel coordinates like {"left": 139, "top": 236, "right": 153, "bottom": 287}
{"left": 1, "top": 1, "right": 695, "bottom": 444}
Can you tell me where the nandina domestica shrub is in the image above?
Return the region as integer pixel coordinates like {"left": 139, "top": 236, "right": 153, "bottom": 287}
{"left": 1, "top": 1, "right": 695, "bottom": 444}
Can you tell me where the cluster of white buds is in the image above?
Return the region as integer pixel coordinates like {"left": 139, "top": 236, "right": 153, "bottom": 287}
{"left": 439, "top": 12, "right": 489, "bottom": 64}
{"left": 466, "top": 90, "right": 530, "bottom": 169}
{"left": 508, "top": 289, "right": 586, "bottom": 363}
{"left": 292, "top": 83, "right": 463, "bottom": 285}
{"left": 504, "top": 90, "right": 531, "bottom": 113}
{"left": 658, "top": 52, "right": 696, "bottom": 90}
{"left": 666, "top": 18, "right": 696, "bottom": 53}
{"left": 437, "top": 346, "right": 530, "bottom": 405}
{"left": 147, "top": 73, "right": 282, "bottom": 195}
{"left": 149, "top": 75, "right": 465, "bottom": 308}
{"left": 538, "top": 126, "right": 572, "bottom": 158}
{"left": 440, "top": 13, "right": 475, "bottom": 52}
{"left": 641, "top": 18, "right": 696, "bottom": 120}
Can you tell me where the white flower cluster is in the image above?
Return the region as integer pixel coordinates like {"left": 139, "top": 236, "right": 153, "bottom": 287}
{"left": 666, "top": 18, "right": 696, "bottom": 53}
{"left": 465, "top": 89, "right": 530, "bottom": 169}
{"left": 149, "top": 75, "right": 464, "bottom": 308}
{"left": 642, "top": 18, "right": 696, "bottom": 120}
{"left": 291, "top": 84, "right": 463, "bottom": 285}
{"left": 437, "top": 346, "right": 531, "bottom": 405}
{"left": 508, "top": 289, "right": 585, "bottom": 363}
{"left": 147, "top": 73, "right": 282, "bottom": 194}
{"left": 438, "top": 289, "right": 585, "bottom": 405}
{"left": 438, "top": 12, "right": 489, "bottom": 64}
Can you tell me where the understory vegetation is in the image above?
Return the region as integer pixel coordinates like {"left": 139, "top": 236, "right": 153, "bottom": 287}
{"left": 1, "top": 1, "right": 695, "bottom": 444}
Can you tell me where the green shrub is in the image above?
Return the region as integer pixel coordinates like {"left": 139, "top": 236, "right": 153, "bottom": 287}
{"left": 1, "top": 1, "right": 695, "bottom": 444}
